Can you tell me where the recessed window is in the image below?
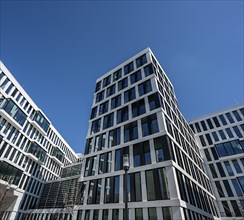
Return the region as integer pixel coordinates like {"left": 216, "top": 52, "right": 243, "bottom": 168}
{"left": 106, "top": 84, "right": 115, "bottom": 97}
{"left": 118, "top": 77, "right": 128, "bottom": 91}
{"left": 95, "top": 81, "right": 101, "bottom": 92}
{"left": 148, "top": 93, "right": 161, "bottom": 110}
{"left": 132, "top": 99, "right": 146, "bottom": 118}
{"left": 90, "top": 106, "right": 97, "bottom": 119}
{"left": 103, "top": 113, "right": 114, "bottom": 129}
{"left": 117, "top": 106, "right": 128, "bottom": 124}
{"left": 136, "top": 54, "right": 147, "bottom": 68}
{"left": 124, "top": 87, "right": 136, "bottom": 103}
{"left": 154, "top": 135, "right": 174, "bottom": 162}
{"left": 99, "top": 101, "right": 109, "bottom": 115}
{"left": 133, "top": 141, "right": 151, "bottom": 167}
{"left": 138, "top": 79, "right": 152, "bottom": 96}
{"left": 144, "top": 63, "right": 155, "bottom": 77}
{"left": 96, "top": 90, "right": 105, "bottom": 103}
{"left": 113, "top": 69, "right": 122, "bottom": 82}
{"left": 124, "top": 121, "right": 138, "bottom": 142}
{"left": 103, "top": 75, "right": 111, "bottom": 88}
{"left": 124, "top": 62, "right": 134, "bottom": 75}
{"left": 90, "top": 118, "right": 101, "bottom": 134}
{"left": 130, "top": 70, "right": 142, "bottom": 84}
{"left": 141, "top": 114, "right": 159, "bottom": 137}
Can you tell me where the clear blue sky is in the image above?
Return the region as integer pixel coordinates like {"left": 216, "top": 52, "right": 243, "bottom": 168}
{"left": 1, "top": 1, "right": 243, "bottom": 153}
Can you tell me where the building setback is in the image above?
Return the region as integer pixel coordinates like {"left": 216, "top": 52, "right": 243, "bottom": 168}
{"left": 189, "top": 105, "right": 244, "bottom": 219}
{"left": 76, "top": 48, "right": 220, "bottom": 220}
{"left": 0, "top": 62, "right": 79, "bottom": 220}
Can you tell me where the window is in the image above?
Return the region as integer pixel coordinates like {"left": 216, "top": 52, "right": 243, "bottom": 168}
{"left": 112, "top": 209, "right": 119, "bottom": 220}
{"left": 118, "top": 77, "right": 128, "bottom": 91}
{"left": 219, "top": 130, "right": 226, "bottom": 140}
{"left": 95, "top": 81, "right": 101, "bottom": 92}
{"left": 216, "top": 162, "right": 225, "bottom": 177}
{"left": 232, "top": 110, "right": 242, "bottom": 121}
{"left": 90, "top": 118, "right": 101, "bottom": 134}
{"left": 136, "top": 54, "right": 147, "bottom": 68}
{"left": 226, "top": 112, "right": 234, "bottom": 123}
{"left": 130, "top": 70, "right": 142, "bottom": 84}
{"left": 154, "top": 135, "right": 174, "bottom": 162}
{"left": 225, "top": 128, "right": 234, "bottom": 138}
{"left": 111, "top": 95, "right": 121, "bottom": 110}
{"left": 231, "top": 200, "right": 242, "bottom": 217}
{"left": 232, "top": 160, "right": 242, "bottom": 173}
{"left": 124, "top": 121, "right": 138, "bottom": 142}
{"left": 126, "top": 172, "right": 142, "bottom": 202}
{"left": 124, "top": 62, "right": 134, "bottom": 75}
{"left": 237, "top": 176, "right": 244, "bottom": 192}
{"left": 94, "top": 133, "right": 106, "bottom": 151}
{"left": 104, "top": 176, "right": 120, "bottom": 203}
{"left": 148, "top": 207, "right": 157, "bottom": 220}
{"left": 195, "top": 123, "right": 201, "bottom": 132}
{"left": 200, "top": 121, "right": 207, "bottom": 131}
{"left": 148, "top": 93, "right": 161, "bottom": 110}
{"left": 146, "top": 168, "right": 169, "bottom": 201}
{"left": 90, "top": 106, "right": 97, "bottom": 119}
{"left": 204, "top": 149, "right": 212, "bottom": 161}
{"left": 132, "top": 99, "right": 145, "bottom": 118}
{"left": 206, "top": 119, "right": 214, "bottom": 129}
{"left": 103, "top": 113, "right": 114, "bottom": 129}
{"left": 233, "top": 126, "right": 243, "bottom": 138}
{"left": 99, "top": 101, "right": 109, "bottom": 115}
{"left": 209, "top": 164, "right": 218, "bottom": 178}
{"left": 144, "top": 63, "right": 155, "bottom": 77}
{"left": 108, "top": 127, "right": 120, "bottom": 147}
{"left": 223, "top": 180, "right": 234, "bottom": 197}
{"left": 117, "top": 106, "right": 129, "bottom": 124}
{"left": 215, "top": 181, "right": 225, "bottom": 197}
{"left": 96, "top": 90, "right": 105, "bottom": 103}
{"left": 113, "top": 69, "right": 122, "bottom": 82}
{"left": 103, "top": 75, "right": 111, "bottom": 88}
{"left": 115, "top": 147, "right": 129, "bottom": 171}
{"left": 99, "top": 152, "right": 112, "bottom": 174}
{"left": 138, "top": 79, "right": 152, "bottom": 96}
{"left": 224, "top": 161, "right": 234, "bottom": 176}
{"left": 87, "top": 179, "right": 102, "bottom": 204}
{"left": 219, "top": 114, "right": 227, "bottom": 125}
{"left": 212, "top": 117, "right": 220, "bottom": 127}
{"left": 215, "top": 139, "right": 244, "bottom": 157}
{"left": 133, "top": 141, "right": 151, "bottom": 167}
{"left": 162, "top": 207, "right": 172, "bottom": 220}
{"left": 135, "top": 209, "right": 143, "bottom": 219}
{"left": 231, "top": 179, "right": 243, "bottom": 196}
{"left": 141, "top": 114, "right": 159, "bottom": 137}
{"left": 124, "top": 87, "right": 136, "bottom": 103}
{"left": 106, "top": 84, "right": 115, "bottom": 97}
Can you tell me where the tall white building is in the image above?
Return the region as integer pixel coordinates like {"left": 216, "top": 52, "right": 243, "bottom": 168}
{"left": 0, "top": 62, "right": 79, "bottom": 220}
{"left": 189, "top": 105, "right": 244, "bottom": 219}
{"left": 77, "top": 48, "right": 220, "bottom": 220}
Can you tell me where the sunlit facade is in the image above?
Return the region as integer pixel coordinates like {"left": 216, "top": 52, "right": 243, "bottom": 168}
{"left": 76, "top": 48, "right": 220, "bottom": 220}
{"left": 0, "top": 62, "right": 78, "bottom": 220}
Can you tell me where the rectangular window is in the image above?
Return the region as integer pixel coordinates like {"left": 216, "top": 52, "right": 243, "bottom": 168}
{"left": 200, "top": 121, "right": 207, "bottom": 131}
{"left": 231, "top": 179, "right": 243, "bottom": 196}
{"left": 212, "top": 117, "right": 220, "bottom": 127}
{"left": 111, "top": 95, "right": 121, "bottom": 110}
{"left": 154, "top": 135, "right": 174, "bottom": 162}
{"left": 113, "top": 69, "right": 122, "bottom": 82}
{"left": 103, "top": 75, "right": 111, "bottom": 88}
{"left": 115, "top": 147, "right": 129, "bottom": 171}
{"left": 219, "top": 114, "right": 227, "bottom": 125}
{"left": 132, "top": 99, "right": 146, "bottom": 118}
{"left": 99, "top": 101, "right": 109, "bottom": 115}
{"left": 224, "top": 161, "right": 234, "bottom": 176}
{"left": 118, "top": 77, "right": 128, "bottom": 91}
{"left": 206, "top": 119, "right": 214, "bottom": 129}
{"left": 124, "top": 87, "right": 136, "bottom": 103}
{"left": 232, "top": 160, "right": 242, "bottom": 173}
{"left": 108, "top": 127, "right": 120, "bottom": 147}
{"left": 215, "top": 181, "right": 225, "bottom": 197}
{"left": 138, "top": 79, "right": 152, "bottom": 96}
{"left": 90, "top": 106, "right": 97, "bottom": 119}
{"left": 96, "top": 90, "right": 105, "bottom": 103}
{"left": 148, "top": 93, "right": 161, "bottom": 110}
{"left": 117, "top": 106, "right": 129, "bottom": 124}
{"left": 226, "top": 112, "right": 234, "bottom": 123}
{"left": 106, "top": 84, "right": 115, "bottom": 97}
{"left": 94, "top": 133, "right": 106, "bottom": 152}
{"left": 124, "top": 121, "right": 138, "bottom": 142}
{"left": 90, "top": 118, "right": 101, "bottom": 134}
{"left": 144, "top": 63, "right": 155, "bottom": 77}
{"left": 95, "top": 81, "right": 101, "bottom": 92}
{"left": 136, "top": 54, "right": 147, "bottom": 68}
{"left": 223, "top": 180, "right": 234, "bottom": 197}
{"left": 104, "top": 176, "right": 120, "bottom": 203}
{"left": 141, "top": 114, "right": 159, "bottom": 137}
{"left": 103, "top": 113, "right": 114, "bottom": 129}
{"left": 133, "top": 141, "right": 151, "bottom": 167}
{"left": 148, "top": 207, "right": 157, "bottom": 220}
{"left": 130, "top": 70, "right": 142, "bottom": 84}
{"left": 124, "top": 62, "right": 134, "bottom": 75}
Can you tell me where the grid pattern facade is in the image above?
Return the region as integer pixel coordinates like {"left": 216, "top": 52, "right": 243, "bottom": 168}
{"left": 0, "top": 62, "right": 78, "bottom": 220}
{"left": 77, "top": 48, "right": 219, "bottom": 220}
{"left": 190, "top": 105, "right": 244, "bottom": 219}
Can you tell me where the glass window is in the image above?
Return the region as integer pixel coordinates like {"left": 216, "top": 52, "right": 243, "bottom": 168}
{"left": 124, "top": 121, "right": 138, "bottom": 142}
{"left": 138, "top": 79, "right": 152, "bottom": 96}
{"left": 124, "top": 62, "right": 134, "bottom": 75}
{"left": 204, "top": 149, "right": 211, "bottom": 161}
{"left": 205, "top": 133, "right": 213, "bottom": 145}
{"left": 133, "top": 141, "right": 151, "bottom": 167}
{"left": 144, "top": 63, "right": 155, "bottom": 77}
{"left": 219, "top": 114, "right": 227, "bottom": 125}
{"left": 93, "top": 210, "right": 99, "bottom": 220}
{"left": 237, "top": 176, "right": 244, "bottom": 191}
{"left": 141, "top": 114, "right": 159, "bottom": 137}
{"left": 113, "top": 69, "right": 122, "bottom": 82}
{"left": 115, "top": 147, "right": 129, "bottom": 171}
{"left": 206, "top": 119, "right": 214, "bottom": 129}
{"left": 112, "top": 209, "right": 119, "bottom": 220}
{"left": 95, "top": 81, "right": 101, "bottom": 92}
{"left": 232, "top": 160, "right": 242, "bottom": 173}
{"left": 219, "top": 130, "right": 226, "bottom": 140}
{"left": 231, "top": 140, "right": 244, "bottom": 154}
{"left": 136, "top": 54, "right": 147, "bottom": 68}
{"left": 118, "top": 77, "right": 128, "bottom": 91}
{"left": 215, "top": 181, "right": 225, "bottom": 197}
{"left": 111, "top": 95, "right": 121, "bottom": 110}
{"left": 103, "top": 75, "right": 111, "bottom": 88}
{"left": 96, "top": 90, "right": 105, "bottom": 103}
{"left": 117, "top": 106, "right": 128, "bottom": 124}
{"left": 240, "top": 108, "right": 244, "bottom": 117}
{"left": 200, "top": 121, "right": 207, "bottom": 131}
{"left": 127, "top": 172, "right": 142, "bottom": 202}
{"left": 226, "top": 112, "right": 234, "bottom": 123}
{"left": 199, "top": 135, "right": 206, "bottom": 146}
{"left": 222, "top": 201, "right": 232, "bottom": 217}
{"left": 224, "top": 161, "right": 234, "bottom": 176}
{"left": 124, "top": 87, "right": 136, "bottom": 103}
{"left": 154, "top": 135, "right": 174, "bottom": 162}
{"left": 90, "top": 118, "right": 101, "bottom": 134}
{"left": 108, "top": 127, "right": 120, "bottom": 147}
{"left": 212, "top": 117, "right": 220, "bottom": 127}
{"left": 99, "top": 101, "right": 109, "bottom": 115}
{"left": 162, "top": 207, "right": 172, "bottom": 220}
{"left": 209, "top": 164, "right": 218, "bottom": 178}
{"left": 132, "top": 99, "right": 146, "bottom": 118}
{"left": 216, "top": 162, "right": 225, "bottom": 177}
{"left": 212, "top": 131, "right": 219, "bottom": 142}
{"left": 233, "top": 126, "right": 243, "bottom": 138}
{"left": 232, "top": 110, "right": 242, "bottom": 121}
{"left": 223, "top": 180, "right": 234, "bottom": 197}
{"left": 135, "top": 208, "right": 143, "bottom": 220}
{"left": 148, "top": 93, "right": 161, "bottom": 110}
{"left": 90, "top": 106, "right": 97, "bottom": 119}
{"left": 225, "top": 128, "right": 234, "bottom": 138}
{"left": 231, "top": 179, "right": 243, "bottom": 196}
{"left": 106, "top": 84, "right": 115, "bottom": 97}
{"left": 231, "top": 200, "right": 242, "bottom": 217}
{"left": 148, "top": 207, "right": 157, "bottom": 220}
{"left": 103, "top": 113, "right": 114, "bottom": 129}
{"left": 195, "top": 123, "right": 201, "bottom": 132}
{"left": 130, "top": 70, "right": 142, "bottom": 84}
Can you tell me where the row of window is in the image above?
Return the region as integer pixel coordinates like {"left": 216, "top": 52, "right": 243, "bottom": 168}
{"left": 209, "top": 159, "right": 244, "bottom": 179}
{"left": 90, "top": 113, "right": 159, "bottom": 142}
{"left": 95, "top": 54, "right": 148, "bottom": 92}
{"left": 176, "top": 169, "right": 219, "bottom": 217}
{"left": 95, "top": 76, "right": 153, "bottom": 104}
{"left": 190, "top": 108, "right": 244, "bottom": 133}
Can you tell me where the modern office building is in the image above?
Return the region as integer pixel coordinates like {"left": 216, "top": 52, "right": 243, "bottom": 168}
{"left": 189, "top": 105, "right": 244, "bottom": 219}
{"left": 0, "top": 62, "right": 79, "bottom": 220}
{"left": 77, "top": 48, "right": 220, "bottom": 220}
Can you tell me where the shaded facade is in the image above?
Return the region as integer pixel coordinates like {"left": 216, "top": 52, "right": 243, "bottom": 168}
{"left": 190, "top": 105, "right": 244, "bottom": 219}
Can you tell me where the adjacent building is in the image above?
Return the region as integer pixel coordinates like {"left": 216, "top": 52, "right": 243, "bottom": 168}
{"left": 77, "top": 48, "right": 220, "bottom": 220}
{"left": 0, "top": 62, "right": 79, "bottom": 220}
{"left": 189, "top": 105, "right": 244, "bottom": 219}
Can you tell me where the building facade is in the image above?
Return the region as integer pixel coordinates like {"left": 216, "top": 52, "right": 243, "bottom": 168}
{"left": 189, "top": 105, "right": 244, "bottom": 219}
{"left": 76, "top": 48, "right": 220, "bottom": 220}
{"left": 0, "top": 62, "right": 79, "bottom": 220}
